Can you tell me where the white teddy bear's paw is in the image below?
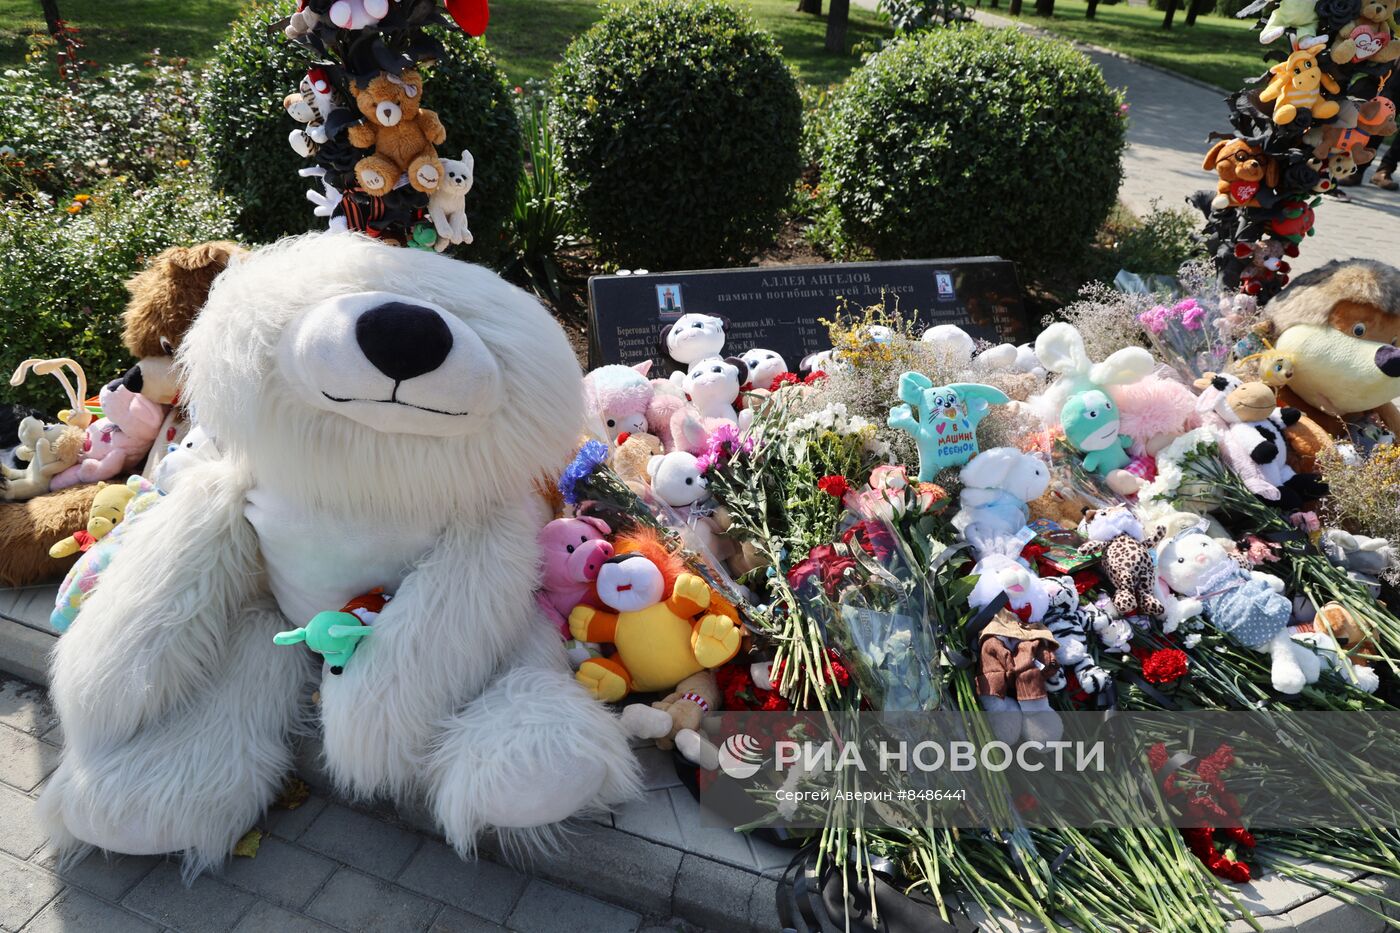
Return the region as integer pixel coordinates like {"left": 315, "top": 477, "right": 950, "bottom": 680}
{"left": 1351, "top": 665, "right": 1381, "bottom": 694}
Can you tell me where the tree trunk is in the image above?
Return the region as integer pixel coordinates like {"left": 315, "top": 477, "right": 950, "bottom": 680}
{"left": 1035, "top": 0, "right": 1055, "bottom": 15}
{"left": 796, "top": 0, "right": 822, "bottom": 13}
{"left": 1009, "top": 0, "right": 1023, "bottom": 14}
{"left": 825, "top": 0, "right": 849, "bottom": 52}
{"left": 1162, "top": 0, "right": 1177, "bottom": 28}
{"left": 1086, "top": 0, "right": 1099, "bottom": 17}
{"left": 38, "top": 0, "right": 63, "bottom": 38}
{"left": 1184, "top": 0, "right": 1202, "bottom": 25}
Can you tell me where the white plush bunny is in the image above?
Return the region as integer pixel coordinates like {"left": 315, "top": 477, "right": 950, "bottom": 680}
{"left": 953, "top": 447, "right": 1050, "bottom": 560}
{"left": 1157, "top": 530, "right": 1321, "bottom": 694}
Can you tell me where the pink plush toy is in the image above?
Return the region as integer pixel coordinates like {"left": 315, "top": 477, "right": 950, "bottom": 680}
{"left": 537, "top": 516, "right": 615, "bottom": 637}
{"left": 1110, "top": 374, "right": 1201, "bottom": 457}
{"left": 49, "top": 378, "right": 165, "bottom": 492}
{"left": 583, "top": 363, "right": 655, "bottom": 442}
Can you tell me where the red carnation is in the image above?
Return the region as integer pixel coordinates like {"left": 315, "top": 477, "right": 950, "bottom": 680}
{"left": 804, "top": 371, "right": 827, "bottom": 384}
{"left": 769, "top": 372, "right": 800, "bottom": 391}
{"left": 818, "top": 475, "right": 851, "bottom": 498}
{"left": 1142, "top": 648, "right": 1189, "bottom": 684}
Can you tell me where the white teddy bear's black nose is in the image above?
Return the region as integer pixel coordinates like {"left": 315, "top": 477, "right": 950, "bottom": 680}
{"left": 355, "top": 302, "right": 454, "bottom": 383}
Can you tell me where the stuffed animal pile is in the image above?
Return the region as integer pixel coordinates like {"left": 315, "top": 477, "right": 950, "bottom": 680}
{"left": 280, "top": 0, "right": 487, "bottom": 247}
{"left": 1198, "top": 0, "right": 1399, "bottom": 298}
{"left": 0, "top": 242, "right": 240, "bottom": 588}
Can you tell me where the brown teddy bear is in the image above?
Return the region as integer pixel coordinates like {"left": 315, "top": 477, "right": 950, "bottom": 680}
{"left": 0, "top": 242, "right": 239, "bottom": 588}
{"left": 347, "top": 69, "right": 446, "bottom": 198}
{"left": 1330, "top": 0, "right": 1400, "bottom": 64}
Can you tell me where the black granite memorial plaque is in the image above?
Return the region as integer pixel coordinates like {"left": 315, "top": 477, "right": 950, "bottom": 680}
{"left": 586, "top": 258, "right": 1026, "bottom": 372}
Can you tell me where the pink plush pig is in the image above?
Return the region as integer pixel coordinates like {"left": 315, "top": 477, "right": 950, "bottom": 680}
{"left": 49, "top": 376, "right": 166, "bottom": 492}
{"left": 536, "top": 516, "right": 615, "bottom": 637}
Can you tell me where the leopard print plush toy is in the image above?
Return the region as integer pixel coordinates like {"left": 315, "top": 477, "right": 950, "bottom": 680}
{"left": 1080, "top": 507, "right": 1166, "bottom": 621}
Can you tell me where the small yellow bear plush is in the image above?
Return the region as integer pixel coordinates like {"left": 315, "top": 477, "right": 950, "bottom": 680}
{"left": 347, "top": 69, "right": 447, "bottom": 197}
{"left": 49, "top": 481, "right": 138, "bottom": 559}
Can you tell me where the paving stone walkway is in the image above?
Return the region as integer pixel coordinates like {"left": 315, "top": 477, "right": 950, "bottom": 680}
{"left": 0, "top": 676, "right": 675, "bottom": 933}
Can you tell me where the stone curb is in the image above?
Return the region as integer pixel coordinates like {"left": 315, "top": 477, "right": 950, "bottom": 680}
{"left": 1, "top": 606, "right": 1394, "bottom": 933}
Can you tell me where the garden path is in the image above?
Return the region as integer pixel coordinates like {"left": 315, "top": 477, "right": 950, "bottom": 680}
{"left": 849, "top": 1, "right": 1400, "bottom": 274}
{"left": 972, "top": 7, "right": 1400, "bottom": 275}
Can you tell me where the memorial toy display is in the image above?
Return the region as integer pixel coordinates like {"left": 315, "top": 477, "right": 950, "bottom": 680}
{"left": 0, "top": 241, "right": 235, "bottom": 588}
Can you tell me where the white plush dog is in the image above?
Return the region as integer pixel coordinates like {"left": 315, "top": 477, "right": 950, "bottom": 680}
{"left": 40, "top": 234, "right": 639, "bottom": 875}
{"left": 429, "top": 149, "right": 475, "bottom": 251}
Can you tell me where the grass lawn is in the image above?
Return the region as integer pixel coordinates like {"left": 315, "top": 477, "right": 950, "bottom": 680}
{"left": 0, "top": 0, "right": 891, "bottom": 86}
{"left": 997, "top": 0, "right": 1268, "bottom": 89}
{"left": 0, "top": 0, "right": 251, "bottom": 69}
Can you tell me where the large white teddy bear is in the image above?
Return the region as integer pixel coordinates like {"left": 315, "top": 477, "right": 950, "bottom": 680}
{"left": 40, "top": 234, "right": 639, "bottom": 875}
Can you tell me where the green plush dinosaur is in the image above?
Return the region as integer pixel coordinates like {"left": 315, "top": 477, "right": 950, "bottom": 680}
{"left": 1060, "top": 389, "right": 1132, "bottom": 477}
{"left": 274, "top": 610, "right": 373, "bottom": 674}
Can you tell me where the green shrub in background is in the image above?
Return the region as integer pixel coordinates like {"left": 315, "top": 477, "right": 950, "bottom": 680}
{"left": 0, "top": 37, "right": 199, "bottom": 198}
{"left": 1107, "top": 201, "right": 1205, "bottom": 276}
{"left": 0, "top": 173, "right": 237, "bottom": 412}
{"left": 814, "top": 26, "right": 1126, "bottom": 277}
{"left": 198, "top": 1, "right": 521, "bottom": 258}
{"left": 551, "top": 0, "right": 803, "bottom": 270}
{"left": 502, "top": 84, "right": 574, "bottom": 310}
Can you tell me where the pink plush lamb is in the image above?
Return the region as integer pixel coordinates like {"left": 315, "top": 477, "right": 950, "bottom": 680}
{"left": 49, "top": 379, "right": 165, "bottom": 491}
{"left": 583, "top": 363, "right": 654, "bottom": 442}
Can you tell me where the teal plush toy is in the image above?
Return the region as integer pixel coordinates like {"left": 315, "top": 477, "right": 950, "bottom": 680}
{"left": 274, "top": 612, "right": 372, "bottom": 674}
{"left": 273, "top": 588, "right": 388, "bottom": 674}
{"left": 887, "top": 372, "right": 1009, "bottom": 481}
{"left": 1060, "top": 389, "right": 1132, "bottom": 477}
{"left": 1034, "top": 322, "right": 1155, "bottom": 494}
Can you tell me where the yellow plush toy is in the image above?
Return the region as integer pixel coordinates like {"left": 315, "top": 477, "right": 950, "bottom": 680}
{"left": 1265, "top": 259, "right": 1400, "bottom": 438}
{"left": 568, "top": 529, "right": 742, "bottom": 702}
{"left": 48, "top": 481, "right": 138, "bottom": 558}
{"left": 1260, "top": 45, "right": 1341, "bottom": 125}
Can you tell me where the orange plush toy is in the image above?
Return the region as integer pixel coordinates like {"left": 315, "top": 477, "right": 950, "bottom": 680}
{"left": 346, "top": 69, "right": 446, "bottom": 198}
{"left": 1260, "top": 45, "right": 1342, "bottom": 125}
{"left": 568, "top": 529, "right": 742, "bottom": 703}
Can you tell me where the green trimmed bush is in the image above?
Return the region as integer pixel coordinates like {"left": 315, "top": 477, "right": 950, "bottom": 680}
{"left": 551, "top": 0, "right": 803, "bottom": 270}
{"left": 0, "top": 38, "right": 199, "bottom": 199}
{"left": 198, "top": 1, "right": 521, "bottom": 258}
{"left": 814, "top": 26, "right": 1126, "bottom": 276}
{"left": 0, "top": 174, "right": 236, "bottom": 411}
